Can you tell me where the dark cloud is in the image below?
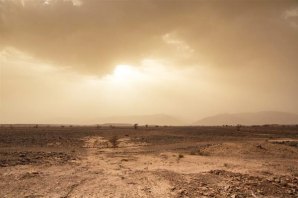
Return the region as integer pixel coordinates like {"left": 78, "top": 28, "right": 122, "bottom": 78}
{"left": 0, "top": 0, "right": 297, "bottom": 74}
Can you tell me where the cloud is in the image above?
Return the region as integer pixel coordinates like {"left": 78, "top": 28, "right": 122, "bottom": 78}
{"left": 284, "top": 7, "right": 298, "bottom": 28}
{"left": 284, "top": 7, "right": 298, "bottom": 18}
{"left": 0, "top": 0, "right": 297, "bottom": 75}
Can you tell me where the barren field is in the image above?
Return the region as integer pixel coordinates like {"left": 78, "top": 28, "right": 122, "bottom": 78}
{"left": 0, "top": 125, "right": 297, "bottom": 198}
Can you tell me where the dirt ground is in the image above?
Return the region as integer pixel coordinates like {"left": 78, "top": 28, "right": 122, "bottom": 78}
{"left": 0, "top": 125, "right": 297, "bottom": 197}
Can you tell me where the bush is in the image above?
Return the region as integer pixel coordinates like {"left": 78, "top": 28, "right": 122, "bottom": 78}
{"left": 109, "top": 136, "right": 119, "bottom": 148}
{"left": 178, "top": 154, "right": 184, "bottom": 159}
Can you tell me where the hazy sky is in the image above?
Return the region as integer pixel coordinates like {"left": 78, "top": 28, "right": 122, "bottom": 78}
{"left": 0, "top": 0, "right": 298, "bottom": 124}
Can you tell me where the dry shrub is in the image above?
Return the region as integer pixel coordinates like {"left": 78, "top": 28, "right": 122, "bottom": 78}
{"left": 178, "top": 154, "right": 184, "bottom": 159}
{"left": 109, "top": 136, "right": 119, "bottom": 148}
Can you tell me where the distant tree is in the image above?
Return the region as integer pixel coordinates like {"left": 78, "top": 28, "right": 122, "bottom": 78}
{"left": 236, "top": 124, "right": 241, "bottom": 132}
{"left": 134, "top": 123, "right": 138, "bottom": 130}
{"left": 145, "top": 124, "right": 148, "bottom": 128}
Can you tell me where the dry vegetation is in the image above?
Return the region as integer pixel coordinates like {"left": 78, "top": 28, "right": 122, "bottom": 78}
{"left": 0, "top": 125, "right": 297, "bottom": 197}
{"left": 109, "top": 136, "right": 119, "bottom": 148}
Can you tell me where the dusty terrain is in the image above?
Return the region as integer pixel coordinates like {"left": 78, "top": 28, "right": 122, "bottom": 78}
{"left": 0, "top": 125, "right": 297, "bottom": 197}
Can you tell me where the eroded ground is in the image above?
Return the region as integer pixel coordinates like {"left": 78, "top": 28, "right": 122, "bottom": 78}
{"left": 0, "top": 125, "right": 297, "bottom": 197}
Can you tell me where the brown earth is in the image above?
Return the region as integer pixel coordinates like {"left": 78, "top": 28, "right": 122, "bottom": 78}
{"left": 0, "top": 125, "right": 297, "bottom": 197}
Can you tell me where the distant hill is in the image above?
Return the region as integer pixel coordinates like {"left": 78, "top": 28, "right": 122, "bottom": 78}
{"left": 100, "top": 114, "right": 184, "bottom": 126}
{"left": 194, "top": 111, "right": 298, "bottom": 125}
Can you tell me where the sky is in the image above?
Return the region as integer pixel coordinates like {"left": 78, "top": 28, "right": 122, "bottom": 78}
{"left": 0, "top": 0, "right": 298, "bottom": 124}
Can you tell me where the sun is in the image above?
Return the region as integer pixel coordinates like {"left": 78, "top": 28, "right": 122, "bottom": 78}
{"left": 114, "top": 64, "right": 134, "bottom": 77}
{"left": 111, "top": 64, "right": 140, "bottom": 83}
{"left": 102, "top": 61, "right": 163, "bottom": 86}
{"left": 101, "top": 64, "right": 144, "bottom": 87}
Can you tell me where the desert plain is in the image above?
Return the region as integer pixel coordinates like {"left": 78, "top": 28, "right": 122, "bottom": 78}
{"left": 0, "top": 125, "right": 297, "bottom": 198}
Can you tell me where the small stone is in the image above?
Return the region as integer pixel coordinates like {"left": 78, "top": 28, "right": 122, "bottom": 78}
{"left": 274, "top": 178, "right": 280, "bottom": 183}
{"left": 287, "top": 189, "right": 293, "bottom": 194}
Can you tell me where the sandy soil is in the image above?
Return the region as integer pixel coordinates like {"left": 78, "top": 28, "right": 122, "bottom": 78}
{"left": 0, "top": 125, "right": 297, "bottom": 197}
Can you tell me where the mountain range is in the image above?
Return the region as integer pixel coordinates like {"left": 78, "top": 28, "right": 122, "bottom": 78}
{"left": 99, "top": 111, "right": 298, "bottom": 126}
{"left": 194, "top": 111, "right": 298, "bottom": 125}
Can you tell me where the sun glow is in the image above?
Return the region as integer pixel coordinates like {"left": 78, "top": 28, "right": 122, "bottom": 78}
{"left": 100, "top": 60, "right": 178, "bottom": 88}
{"left": 114, "top": 64, "right": 136, "bottom": 78}
{"left": 106, "top": 64, "right": 142, "bottom": 84}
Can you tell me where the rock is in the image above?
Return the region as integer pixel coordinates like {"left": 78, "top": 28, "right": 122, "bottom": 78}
{"left": 274, "top": 178, "right": 280, "bottom": 183}
{"left": 19, "top": 153, "right": 26, "bottom": 157}
{"left": 287, "top": 189, "right": 293, "bottom": 194}
{"left": 257, "top": 189, "right": 264, "bottom": 195}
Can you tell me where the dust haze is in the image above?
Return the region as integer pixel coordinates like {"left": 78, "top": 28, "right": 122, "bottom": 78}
{"left": 1, "top": 0, "right": 298, "bottom": 124}
{"left": 0, "top": 1, "right": 298, "bottom": 197}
